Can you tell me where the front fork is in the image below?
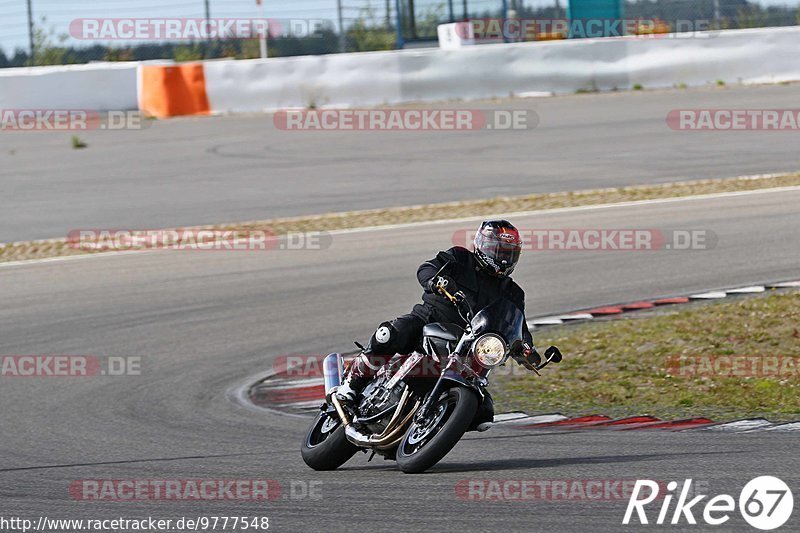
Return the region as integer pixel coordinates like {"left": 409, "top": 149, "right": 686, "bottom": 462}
{"left": 416, "top": 358, "right": 455, "bottom": 420}
{"left": 416, "top": 358, "right": 485, "bottom": 421}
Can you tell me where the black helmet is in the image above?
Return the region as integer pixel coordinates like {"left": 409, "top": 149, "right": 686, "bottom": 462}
{"left": 473, "top": 220, "right": 522, "bottom": 277}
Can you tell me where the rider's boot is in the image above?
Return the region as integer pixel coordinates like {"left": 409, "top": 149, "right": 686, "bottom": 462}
{"left": 335, "top": 371, "right": 369, "bottom": 405}
{"left": 334, "top": 349, "right": 382, "bottom": 406}
{"left": 335, "top": 321, "right": 402, "bottom": 406}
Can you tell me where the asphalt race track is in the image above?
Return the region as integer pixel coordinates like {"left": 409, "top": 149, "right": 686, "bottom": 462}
{"left": 1, "top": 188, "right": 798, "bottom": 531}
{"left": 3, "top": 84, "right": 800, "bottom": 242}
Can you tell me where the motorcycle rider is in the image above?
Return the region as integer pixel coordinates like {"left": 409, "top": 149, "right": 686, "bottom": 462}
{"left": 336, "top": 220, "right": 539, "bottom": 412}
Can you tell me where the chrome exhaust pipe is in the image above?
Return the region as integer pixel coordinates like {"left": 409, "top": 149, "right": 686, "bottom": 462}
{"left": 374, "top": 405, "right": 421, "bottom": 450}
{"left": 330, "top": 394, "right": 351, "bottom": 426}
{"left": 344, "top": 402, "right": 419, "bottom": 447}
{"left": 331, "top": 387, "right": 419, "bottom": 448}
{"left": 322, "top": 353, "right": 344, "bottom": 396}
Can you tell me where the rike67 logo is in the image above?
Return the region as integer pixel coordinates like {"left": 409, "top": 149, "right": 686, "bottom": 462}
{"left": 623, "top": 477, "right": 793, "bottom": 530}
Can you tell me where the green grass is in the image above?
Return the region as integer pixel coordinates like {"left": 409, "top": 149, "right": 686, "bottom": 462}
{"left": 71, "top": 135, "right": 87, "bottom": 149}
{"left": 493, "top": 291, "right": 800, "bottom": 421}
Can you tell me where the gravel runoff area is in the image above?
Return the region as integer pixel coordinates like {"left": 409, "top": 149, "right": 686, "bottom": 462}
{"left": 2, "top": 172, "right": 799, "bottom": 264}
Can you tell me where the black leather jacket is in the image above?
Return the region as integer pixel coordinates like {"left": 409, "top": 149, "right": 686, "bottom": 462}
{"left": 412, "top": 246, "right": 533, "bottom": 345}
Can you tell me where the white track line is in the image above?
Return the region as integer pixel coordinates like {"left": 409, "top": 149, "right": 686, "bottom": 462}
{"left": 695, "top": 419, "right": 775, "bottom": 432}
{"left": 530, "top": 317, "right": 564, "bottom": 326}
{"left": 559, "top": 313, "right": 595, "bottom": 321}
{"left": 3, "top": 184, "right": 800, "bottom": 269}
{"left": 0, "top": 249, "right": 150, "bottom": 268}
{"left": 492, "top": 412, "right": 531, "bottom": 422}
{"left": 755, "top": 422, "right": 800, "bottom": 432}
{"left": 689, "top": 291, "right": 728, "bottom": 299}
{"left": 329, "top": 185, "right": 800, "bottom": 237}
{"left": 767, "top": 281, "right": 800, "bottom": 288}
{"left": 726, "top": 286, "right": 766, "bottom": 294}
{"left": 497, "top": 414, "right": 569, "bottom": 425}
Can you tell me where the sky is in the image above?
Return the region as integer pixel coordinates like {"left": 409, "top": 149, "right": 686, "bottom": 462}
{"left": 0, "top": 0, "right": 796, "bottom": 55}
{"left": 0, "top": 0, "right": 532, "bottom": 53}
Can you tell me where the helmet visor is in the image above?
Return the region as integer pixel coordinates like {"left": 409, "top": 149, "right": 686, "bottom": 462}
{"left": 476, "top": 234, "right": 521, "bottom": 271}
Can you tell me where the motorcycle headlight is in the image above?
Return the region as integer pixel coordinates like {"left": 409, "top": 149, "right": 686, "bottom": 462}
{"left": 473, "top": 334, "right": 507, "bottom": 368}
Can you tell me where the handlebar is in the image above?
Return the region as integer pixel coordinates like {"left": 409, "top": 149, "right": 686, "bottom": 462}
{"left": 431, "top": 266, "right": 563, "bottom": 376}
{"left": 433, "top": 277, "right": 474, "bottom": 324}
{"left": 435, "top": 279, "right": 459, "bottom": 304}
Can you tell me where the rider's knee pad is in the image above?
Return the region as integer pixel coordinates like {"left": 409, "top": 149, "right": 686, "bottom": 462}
{"left": 368, "top": 321, "right": 402, "bottom": 356}
{"left": 349, "top": 352, "right": 386, "bottom": 379}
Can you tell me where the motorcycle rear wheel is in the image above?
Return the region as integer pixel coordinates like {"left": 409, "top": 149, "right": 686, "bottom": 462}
{"left": 396, "top": 387, "right": 478, "bottom": 474}
{"left": 301, "top": 409, "right": 359, "bottom": 471}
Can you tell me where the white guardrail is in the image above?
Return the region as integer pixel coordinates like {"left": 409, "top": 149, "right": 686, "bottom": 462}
{"left": 0, "top": 62, "right": 138, "bottom": 110}
{"left": 1, "top": 26, "right": 800, "bottom": 114}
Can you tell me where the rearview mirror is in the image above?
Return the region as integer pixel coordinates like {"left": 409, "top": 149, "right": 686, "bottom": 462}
{"left": 544, "top": 346, "right": 562, "bottom": 364}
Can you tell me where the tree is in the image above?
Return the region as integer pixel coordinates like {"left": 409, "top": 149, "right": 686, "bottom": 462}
{"left": 347, "top": 20, "right": 396, "bottom": 51}
{"left": 11, "top": 49, "right": 29, "bottom": 67}
{"left": 414, "top": 2, "right": 447, "bottom": 38}
{"left": 736, "top": 5, "right": 769, "bottom": 28}
{"left": 104, "top": 47, "right": 134, "bottom": 62}
{"left": 173, "top": 43, "right": 205, "bottom": 62}
{"left": 347, "top": 6, "right": 397, "bottom": 51}
{"left": 33, "top": 16, "right": 73, "bottom": 66}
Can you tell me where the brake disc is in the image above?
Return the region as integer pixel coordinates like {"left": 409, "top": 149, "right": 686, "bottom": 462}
{"left": 407, "top": 400, "right": 448, "bottom": 445}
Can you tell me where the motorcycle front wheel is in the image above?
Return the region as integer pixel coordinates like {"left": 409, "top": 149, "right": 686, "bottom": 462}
{"left": 300, "top": 409, "right": 359, "bottom": 471}
{"left": 396, "top": 387, "right": 478, "bottom": 474}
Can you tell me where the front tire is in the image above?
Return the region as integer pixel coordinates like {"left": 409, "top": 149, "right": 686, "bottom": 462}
{"left": 301, "top": 410, "right": 359, "bottom": 471}
{"left": 396, "top": 387, "right": 478, "bottom": 474}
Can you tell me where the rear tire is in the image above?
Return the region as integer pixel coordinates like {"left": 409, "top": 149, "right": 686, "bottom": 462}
{"left": 301, "top": 410, "right": 359, "bottom": 471}
{"left": 396, "top": 387, "right": 478, "bottom": 474}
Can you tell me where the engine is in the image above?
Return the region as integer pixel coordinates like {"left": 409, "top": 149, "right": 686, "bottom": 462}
{"left": 356, "top": 377, "right": 406, "bottom": 434}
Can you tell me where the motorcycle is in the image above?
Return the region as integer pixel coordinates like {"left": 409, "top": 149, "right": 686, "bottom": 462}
{"left": 301, "top": 275, "right": 563, "bottom": 474}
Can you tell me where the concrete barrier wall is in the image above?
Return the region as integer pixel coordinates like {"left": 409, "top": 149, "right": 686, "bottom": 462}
{"left": 616, "top": 26, "right": 800, "bottom": 89}
{"left": 2, "top": 27, "right": 800, "bottom": 115}
{"left": 204, "top": 26, "right": 800, "bottom": 113}
{"left": 0, "top": 62, "right": 138, "bottom": 110}
{"left": 203, "top": 51, "right": 403, "bottom": 112}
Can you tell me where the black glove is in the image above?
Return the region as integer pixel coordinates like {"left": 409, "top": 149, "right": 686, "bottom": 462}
{"left": 523, "top": 343, "right": 542, "bottom": 367}
{"left": 428, "top": 275, "right": 457, "bottom": 295}
{"left": 510, "top": 342, "right": 539, "bottom": 370}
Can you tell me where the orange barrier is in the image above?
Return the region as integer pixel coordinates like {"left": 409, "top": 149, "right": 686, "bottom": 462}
{"left": 535, "top": 32, "right": 567, "bottom": 41}
{"left": 138, "top": 64, "right": 210, "bottom": 118}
